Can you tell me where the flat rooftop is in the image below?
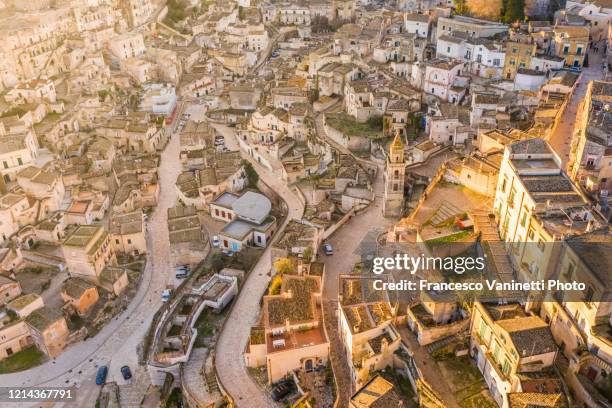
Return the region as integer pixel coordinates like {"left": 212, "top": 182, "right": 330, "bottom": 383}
{"left": 63, "top": 225, "right": 102, "bottom": 248}
{"left": 266, "top": 324, "right": 327, "bottom": 354}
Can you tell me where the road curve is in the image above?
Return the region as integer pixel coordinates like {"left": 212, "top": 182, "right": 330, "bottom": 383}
{"left": 0, "top": 118, "right": 183, "bottom": 400}
{"left": 212, "top": 124, "right": 305, "bottom": 407}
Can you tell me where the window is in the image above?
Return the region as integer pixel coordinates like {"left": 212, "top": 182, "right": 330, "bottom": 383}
{"left": 577, "top": 46, "right": 583, "bottom": 55}
{"left": 17, "top": 157, "right": 23, "bottom": 165}
{"left": 492, "top": 342, "right": 500, "bottom": 361}
{"left": 501, "top": 177, "right": 507, "bottom": 193}
{"left": 502, "top": 359, "right": 510, "bottom": 376}
{"left": 508, "top": 188, "right": 516, "bottom": 208}
{"left": 527, "top": 228, "right": 535, "bottom": 240}
{"left": 479, "top": 320, "right": 486, "bottom": 339}
{"left": 537, "top": 239, "right": 545, "bottom": 252}
{"left": 2, "top": 161, "right": 7, "bottom": 169}
{"left": 563, "top": 45, "right": 569, "bottom": 54}
{"left": 520, "top": 210, "right": 527, "bottom": 227}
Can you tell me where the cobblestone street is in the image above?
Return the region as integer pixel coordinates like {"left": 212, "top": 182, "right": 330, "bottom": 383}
{"left": 213, "top": 124, "right": 305, "bottom": 408}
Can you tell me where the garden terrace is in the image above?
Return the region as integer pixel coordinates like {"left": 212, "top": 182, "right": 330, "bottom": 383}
{"left": 326, "top": 112, "right": 382, "bottom": 139}
{"left": 339, "top": 276, "right": 387, "bottom": 306}
{"left": 264, "top": 276, "right": 320, "bottom": 327}
{"left": 343, "top": 305, "right": 375, "bottom": 334}
{"left": 410, "top": 303, "right": 436, "bottom": 327}
{"left": 249, "top": 327, "right": 265, "bottom": 346}
{"left": 368, "top": 302, "right": 393, "bottom": 325}
{"left": 368, "top": 331, "right": 394, "bottom": 354}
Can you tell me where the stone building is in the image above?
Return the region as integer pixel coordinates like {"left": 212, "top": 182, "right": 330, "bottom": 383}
{"left": 383, "top": 132, "right": 406, "bottom": 217}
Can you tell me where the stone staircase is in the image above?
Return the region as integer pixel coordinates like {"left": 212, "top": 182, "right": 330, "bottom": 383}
{"left": 470, "top": 208, "right": 515, "bottom": 284}
{"left": 429, "top": 201, "right": 463, "bottom": 226}
{"left": 204, "top": 370, "right": 219, "bottom": 394}
{"left": 182, "top": 347, "right": 219, "bottom": 406}
{"left": 470, "top": 209, "right": 500, "bottom": 241}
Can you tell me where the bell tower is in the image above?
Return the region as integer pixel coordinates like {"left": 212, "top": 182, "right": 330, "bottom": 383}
{"left": 383, "top": 130, "right": 406, "bottom": 217}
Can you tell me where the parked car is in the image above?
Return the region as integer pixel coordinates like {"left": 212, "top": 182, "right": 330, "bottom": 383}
{"left": 161, "top": 289, "right": 171, "bottom": 302}
{"left": 323, "top": 243, "right": 333, "bottom": 256}
{"left": 175, "top": 268, "right": 190, "bottom": 279}
{"left": 211, "top": 235, "right": 220, "bottom": 247}
{"left": 120, "top": 365, "right": 132, "bottom": 380}
{"left": 222, "top": 249, "right": 234, "bottom": 257}
{"left": 95, "top": 366, "right": 108, "bottom": 385}
{"left": 271, "top": 380, "right": 295, "bottom": 401}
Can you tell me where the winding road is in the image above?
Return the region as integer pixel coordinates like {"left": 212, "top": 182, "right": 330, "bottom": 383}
{"left": 0, "top": 116, "right": 184, "bottom": 407}
{"left": 212, "top": 124, "right": 305, "bottom": 407}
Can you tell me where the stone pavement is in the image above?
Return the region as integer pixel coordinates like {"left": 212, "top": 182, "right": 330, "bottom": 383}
{"left": 323, "top": 300, "right": 353, "bottom": 406}
{"left": 548, "top": 47, "right": 605, "bottom": 169}
{"left": 182, "top": 348, "right": 221, "bottom": 406}
{"left": 398, "top": 326, "right": 460, "bottom": 408}
{"left": 213, "top": 124, "right": 304, "bottom": 408}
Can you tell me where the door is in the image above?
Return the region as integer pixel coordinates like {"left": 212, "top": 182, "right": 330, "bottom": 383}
{"left": 231, "top": 242, "right": 239, "bottom": 252}
{"left": 305, "top": 359, "right": 313, "bottom": 371}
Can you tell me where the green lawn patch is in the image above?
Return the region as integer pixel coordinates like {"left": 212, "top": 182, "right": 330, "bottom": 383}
{"left": 326, "top": 113, "right": 382, "bottom": 139}
{"left": 437, "top": 355, "right": 483, "bottom": 392}
{"left": 0, "top": 347, "right": 45, "bottom": 373}
{"left": 426, "top": 230, "right": 471, "bottom": 244}
{"left": 459, "top": 391, "right": 498, "bottom": 408}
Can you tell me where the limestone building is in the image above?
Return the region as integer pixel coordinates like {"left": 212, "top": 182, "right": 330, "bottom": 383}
{"left": 383, "top": 132, "right": 406, "bottom": 217}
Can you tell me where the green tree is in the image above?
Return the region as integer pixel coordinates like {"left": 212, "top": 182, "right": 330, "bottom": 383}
{"left": 453, "top": 0, "right": 469, "bottom": 15}
{"left": 303, "top": 247, "right": 313, "bottom": 262}
{"left": 211, "top": 253, "right": 224, "bottom": 272}
{"left": 366, "top": 115, "right": 383, "bottom": 131}
{"left": 502, "top": 0, "right": 525, "bottom": 23}
{"left": 268, "top": 275, "right": 283, "bottom": 295}
{"left": 241, "top": 160, "right": 259, "bottom": 186}
{"left": 273, "top": 258, "right": 293, "bottom": 275}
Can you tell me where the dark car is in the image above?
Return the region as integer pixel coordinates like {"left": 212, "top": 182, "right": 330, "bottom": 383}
{"left": 271, "top": 380, "right": 295, "bottom": 401}
{"left": 95, "top": 366, "right": 108, "bottom": 385}
{"left": 120, "top": 365, "right": 132, "bottom": 380}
